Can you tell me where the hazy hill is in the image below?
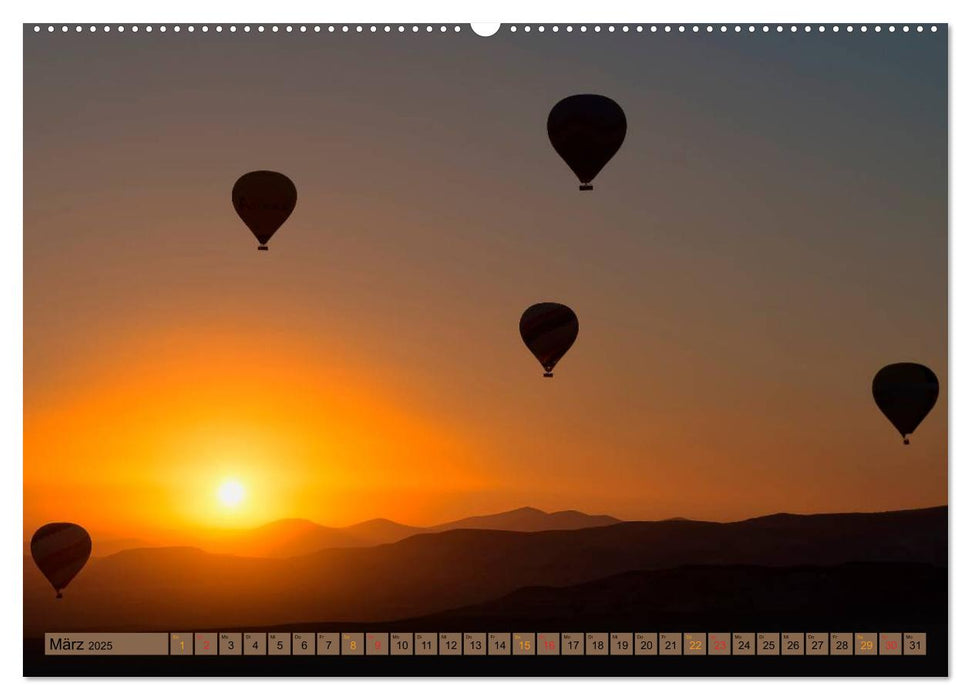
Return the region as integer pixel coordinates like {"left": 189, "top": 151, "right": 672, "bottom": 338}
{"left": 61, "top": 507, "right": 623, "bottom": 558}
{"left": 426, "top": 506, "right": 620, "bottom": 533}
{"left": 197, "top": 519, "right": 366, "bottom": 558}
{"left": 91, "top": 538, "right": 156, "bottom": 558}
{"left": 196, "top": 507, "right": 619, "bottom": 557}
{"left": 23, "top": 506, "right": 945, "bottom": 635}
{"left": 342, "top": 518, "right": 424, "bottom": 543}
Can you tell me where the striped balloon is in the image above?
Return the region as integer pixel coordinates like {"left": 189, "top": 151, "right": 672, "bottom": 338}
{"left": 520, "top": 302, "right": 579, "bottom": 377}
{"left": 30, "top": 523, "right": 91, "bottom": 599}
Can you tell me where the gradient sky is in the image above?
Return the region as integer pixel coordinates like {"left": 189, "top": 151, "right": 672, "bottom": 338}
{"left": 24, "top": 27, "right": 947, "bottom": 538}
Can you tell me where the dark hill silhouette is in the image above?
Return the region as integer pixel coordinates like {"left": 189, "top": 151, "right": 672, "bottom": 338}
{"left": 400, "top": 561, "right": 946, "bottom": 631}
{"left": 23, "top": 506, "right": 945, "bottom": 636}
{"left": 25, "top": 562, "right": 948, "bottom": 678}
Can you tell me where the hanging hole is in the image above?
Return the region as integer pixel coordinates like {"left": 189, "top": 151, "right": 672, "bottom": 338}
{"left": 471, "top": 23, "right": 500, "bottom": 37}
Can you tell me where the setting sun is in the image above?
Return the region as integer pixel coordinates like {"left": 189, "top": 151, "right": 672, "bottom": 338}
{"left": 217, "top": 479, "right": 246, "bottom": 508}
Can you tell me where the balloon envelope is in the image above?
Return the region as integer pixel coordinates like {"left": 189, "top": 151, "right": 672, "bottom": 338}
{"left": 232, "top": 171, "right": 297, "bottom": 250}
{"left": 872, "top": 363, "right": 939, "bottom": 444}
{"left": 520, "top": 302, "right": 579, "bottom": 377}
{"left": 547, "top": 94, "right": 627, "bottom": 190}
{"left": 30, "top": 523, "right": 92, "bottom": 598}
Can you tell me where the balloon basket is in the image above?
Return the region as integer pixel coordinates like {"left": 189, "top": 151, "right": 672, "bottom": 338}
{"left": 904, "top": 438, "right": 910, "bottom": 445}
{"left": 543, "top": 372, "right": 554, "bottom": 378}
{"left": 257, "top": 245, "right": 268, "bottom": 251}
{"left": 56, "top": 592, "right": 63, "bottom": 599}
{"left": 579, "top": 184, "right": 593, "bottom": 191}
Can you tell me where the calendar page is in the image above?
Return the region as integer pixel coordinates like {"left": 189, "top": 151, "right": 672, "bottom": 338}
{"left": 22, "top": 21, "right": 947, "bottom": 677}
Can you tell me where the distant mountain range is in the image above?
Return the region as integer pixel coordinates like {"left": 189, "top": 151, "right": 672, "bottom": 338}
{"left": 23, "top": 505, "right": 945, "bottom": 636}
{"left": 425, "top": 507, "right": 620, "bottom": 534}
{"left": 86, "top": 506, "right": 622, "bottom": 557}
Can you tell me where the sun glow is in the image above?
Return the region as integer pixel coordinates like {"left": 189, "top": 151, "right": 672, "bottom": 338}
{"left": 217, "top": 479, "right": 246, "bottom": 508}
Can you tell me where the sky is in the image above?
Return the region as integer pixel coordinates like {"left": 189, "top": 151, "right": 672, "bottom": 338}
{"left": 23, "top": 26, "right": 947, "bottom": 538}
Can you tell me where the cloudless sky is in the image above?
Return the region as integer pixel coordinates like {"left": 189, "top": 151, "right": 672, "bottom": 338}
{"left": 24, "top": 27, "right": 947, "bottom": 537}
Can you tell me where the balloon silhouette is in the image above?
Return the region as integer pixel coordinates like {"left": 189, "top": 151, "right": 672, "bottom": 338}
{"left": 547, "top": 94, "right": 627, "bottom": 190}
{"left": 520, "top": 303, "right": 579, "bottom": 377}
{"left": 872, "top": 363, "right": 939, "bottom": 445}
{"left": 232, "top": 171, "right": 297, "bottom": 250}
{"left": 30, "top": 523, "right": 92, "bottom": 599}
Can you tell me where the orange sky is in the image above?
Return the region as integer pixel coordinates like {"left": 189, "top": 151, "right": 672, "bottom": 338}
{"left": 24, "top": 29, "right": 947, "bottom": 540}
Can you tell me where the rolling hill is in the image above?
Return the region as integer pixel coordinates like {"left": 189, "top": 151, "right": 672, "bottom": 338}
{"left": 23, "top": 506, "right": 945, "bottom": 636}
{"left": 401, "top": 561, "right": 946, "bottom": 631}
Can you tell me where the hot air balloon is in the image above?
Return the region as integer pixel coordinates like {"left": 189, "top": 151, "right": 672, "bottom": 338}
{"left": 232, "top": 171, "right": 297, "bottom": 250}
{"left": 30, "top": 523, "right": 92, "bottom": 599}
{"left": 872, "top": 363, "right": 939, "bottom": 445}
{"left": 547, "top": 94, "right": 627, "bottom": 190}
{"left": 520, "top": 302, "right": 579, "bottom": 377}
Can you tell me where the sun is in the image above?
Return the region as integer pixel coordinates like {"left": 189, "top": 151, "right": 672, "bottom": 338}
{"left": 217, "top": 479, "right": 246, "bottom": 508}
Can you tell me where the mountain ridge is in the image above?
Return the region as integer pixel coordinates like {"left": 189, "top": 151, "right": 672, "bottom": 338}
{"left": 24, "top": 505, "right": 946, "bottom": 635}
{"left": 61, "top": 506, "right": 626, "bottom": 557}
{"left": 30, "top": 504, "right": 946, "bottom": 559}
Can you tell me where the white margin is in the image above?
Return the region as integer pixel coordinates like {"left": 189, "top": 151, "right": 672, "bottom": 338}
{"left": 3, "top": 0, "right": 965, "bottom": 698}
